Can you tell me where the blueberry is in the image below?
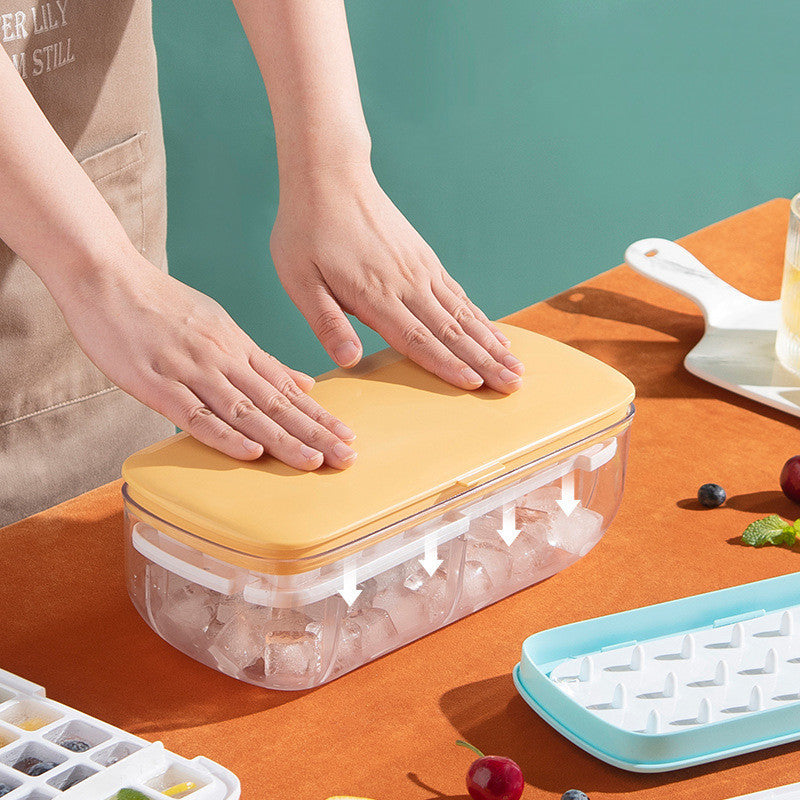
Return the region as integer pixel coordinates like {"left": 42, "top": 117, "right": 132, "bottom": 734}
{"left": 60, "top": 738, "right": 90, "bottom": 753}
{"left": 562, "top": 791, "right": 589, "bottom": 800}
{"left": 13, "top": 757, "right": 39, "bottom": 773}
{"left": 0, "top": 785, "right": 12, "bottom": 798}
{"left": 28, "top": 761, "right": 58, "bottom": 776}
{"left": 698, "top": 483, "right": 726, "bottom": 508}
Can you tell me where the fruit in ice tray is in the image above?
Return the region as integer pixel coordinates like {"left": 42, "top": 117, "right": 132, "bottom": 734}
{"left": 697, "top": 483, "right": 726, "bottom": 508}
{"left": 780, "top": 456, "right": 800, "bottom": 504}
{"left": 116, "top": 791, "right": 150, "bottom": 800}
{"left": 14, "top": 757, "right": 58, "bottom": 776}
{"left": 164, "top": 781, "right": 197, "bottom": 797}
{"left": 457, "top": 740, "right": 524, "bottom": 800}
{"left": 18, "top": 717, "right": 47, "bottom": 731}
{"left": 59, "top": 738, "right": 90, "bottom": 752}
{"left": 0, "top": 785, "right": 12, "bottom": 798}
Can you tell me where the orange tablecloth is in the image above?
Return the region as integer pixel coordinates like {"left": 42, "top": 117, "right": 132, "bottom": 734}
{"left": 2, "top": 199, "right": 799, "bottom": 800}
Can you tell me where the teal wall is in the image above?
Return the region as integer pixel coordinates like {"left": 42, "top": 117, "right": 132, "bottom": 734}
{"left": 153, "top": 1, "right": 800, "bottom": 376}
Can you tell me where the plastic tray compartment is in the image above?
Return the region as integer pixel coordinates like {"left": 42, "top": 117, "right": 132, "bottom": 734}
{"left": 514, "top": 572, "right": 800, "bottom": 772}
{"left": 725, "top": 781, "right": 800, "bottom": 800}
{"left": 0, "top": 668, "right": 239, "bottom": 799}
{"left": 122, "top": 324, "right": 635, "bottom": 691}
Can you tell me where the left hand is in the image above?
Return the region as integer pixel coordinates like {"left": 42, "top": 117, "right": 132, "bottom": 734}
{"left": 270, "top": 163, "right": 524, "bottom": 393}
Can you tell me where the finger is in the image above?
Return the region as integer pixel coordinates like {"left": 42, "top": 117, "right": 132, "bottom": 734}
{"left": 155, "top": 381, "right": 264, "bottom": 461}
{"left": 249, "top": 350, "right": 355, "bottom": 442}
{"left": 294, "top": 283, "right": 363, "bottom": 368}
{"left": 360, "top": 299, "right": 484, "bottom": 390}
{"left": 190, "top": 372, "right": 327, "bottom": 471}
{"left": 231, "top": 365, "right": 357, "bottom": 469}
{"left": 286, "top": 367, "right": 316, "bottom": 393}
{"left": 433, "top": 282, "right": 524, "bottom": 376}
{"left": 405, "top": 291, "right": 522, "bottom": 394}
{"left": 440, "top": 272, "right": 511, "bottom": 345}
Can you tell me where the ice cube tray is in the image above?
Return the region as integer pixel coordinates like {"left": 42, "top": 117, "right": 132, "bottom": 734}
{"left": 125, "top": 414, "right": 631, "bottom": 689}
{"left": 726, "top": 781, "right": 800, "bottom": 800}
{"left": 0, "top": 668, "right": 239, "bottom": 799}
{"left": 123, "top": 324, "right": 636, "bottom": 690}
{"left": 513, "top": 572, "right": 800, "bottom": 772}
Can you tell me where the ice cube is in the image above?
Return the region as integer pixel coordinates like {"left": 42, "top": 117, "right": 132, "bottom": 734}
{"left": 153, "top": 578, "right": 217, "bottom": 654}
{"left": 520, "top": 484, "right": 562, "bottom": 511}
{"left": 358, "top": 608, "right": 397, "bottom": 655}
{"left": 264, "top": 627, "right": 323, "bottom": 678}
{"left": 416, "top": 571, "right": 450, "bottom": 621}
{"left": 508, "top": 520, "right": 557, "bottom": 582}
{"left": 517, "top": 483, "right": 603, "bottom": 557}
{"left": 546, "top": 505, "right": 603, "bottom": 556}
{"left": 214, "top": 596, "right": 241, "bottom": 626}
{"left": 208, "top": 611, "right": 265, "bottom": 675}
{"left": 373, "top": 582, "right": 428, "bottom": 633}
{"left": 466, "top": 510, "right": 504, "bottom": 546}
{"left": 465, "top": 539, "right": 512, "bottom": 586}
{"left": 457, "top": 560, "right": 494, "bottom": 614}
{"left": 340, "top": 607, "right": 397, "bottom": 663}
{"left": 337, "top": 617, "right": 363, "bottom": 667}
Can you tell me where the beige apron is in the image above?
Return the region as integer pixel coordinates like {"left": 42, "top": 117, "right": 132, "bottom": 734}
{"left": 0, "top": 0, "right": 174, "bottom": 526}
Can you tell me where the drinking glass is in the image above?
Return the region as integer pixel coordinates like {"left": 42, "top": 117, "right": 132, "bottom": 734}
{"left": 776, "top": 193, "right": 800, "bottom": 375}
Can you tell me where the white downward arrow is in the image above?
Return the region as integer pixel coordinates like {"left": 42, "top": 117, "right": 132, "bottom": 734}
{"left": 556, "top": 471, "right": 580, "bottom": 516}
{"left": 337, "top": 564, "right": 361, "bottom": 607}
{"left": 498, "top": 502, "right": 521, "bottom": 546}
{"left": 419, "top": 533, "right": 443, "bottom": 577}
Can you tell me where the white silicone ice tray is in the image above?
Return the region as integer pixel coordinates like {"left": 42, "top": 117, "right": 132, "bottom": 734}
{"left": 549, "top": 605, "right": 800, "bottom": 734}
{"left": 0, "top": 669, "right": 239, "bottom": 800}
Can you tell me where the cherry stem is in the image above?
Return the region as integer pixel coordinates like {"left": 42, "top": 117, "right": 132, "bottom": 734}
{"left": 456, "top": 740, "right": 485, "bottom": 759}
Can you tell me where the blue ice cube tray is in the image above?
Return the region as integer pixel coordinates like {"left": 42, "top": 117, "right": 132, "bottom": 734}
{"left": 0, "top": 668, "right": 240, "bottom": 799}
{"left": 513, "top": 572, "right": 800, "bottom": 772}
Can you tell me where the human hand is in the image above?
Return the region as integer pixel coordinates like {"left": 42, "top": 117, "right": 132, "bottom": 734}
{"left": 55, "top": 250, "right": 357, "bottom": 469}
{"left": 270, "top": 163, "right": 524, "bottom": 393}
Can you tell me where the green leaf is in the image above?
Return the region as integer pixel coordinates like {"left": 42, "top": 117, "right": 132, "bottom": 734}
{"left": 115, "top": 790, "right": 150, "bottom": 800}
{"left": 742, "top": 515, "right": 792, "bottom": 547}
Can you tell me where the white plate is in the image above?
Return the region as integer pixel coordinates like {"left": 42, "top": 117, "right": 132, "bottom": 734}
{"left": 625, "top": 238, "right": 800, "bottom": 417}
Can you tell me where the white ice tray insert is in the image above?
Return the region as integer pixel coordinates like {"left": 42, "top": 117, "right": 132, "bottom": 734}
{"left": 549, "top": 606, "right": 800, "bottom": 734}
{"left": 0, "top": 668, "right": 240, "bottom": 800}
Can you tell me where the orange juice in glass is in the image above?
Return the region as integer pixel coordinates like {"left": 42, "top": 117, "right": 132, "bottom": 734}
{"left": 776, "top": 193, "right": 800, "bottom": 375}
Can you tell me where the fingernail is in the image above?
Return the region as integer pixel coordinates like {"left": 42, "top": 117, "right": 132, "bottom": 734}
{"left": 503, "top": 354, "right": 525, "bottom": 375}
{"left": 334, "top": 341, "right": 360, "bottom": 367}
{"left": 334, "top": 422, "right": 356, "bottom": 441}
{"left": 301, "top": 445, "right": 323, "bottom": 462}
{"left": 333, "top": 442, "right": 357, "bottom": 463}
{"left": 500, "top": 368, "right": 523, "bottom": 386}
{"left": 297, "top": 372, "right": 315, "bottom": 387}
{"left": 461, "top": 367, "right": 483, "bottom": 386}
{"left": 243, "top": 440, "right": 262, "bottom": 454}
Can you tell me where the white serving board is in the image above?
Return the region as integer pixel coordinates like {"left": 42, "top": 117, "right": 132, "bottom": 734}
{"left": 625, "top": 238, "right": 800, "bottom": 418}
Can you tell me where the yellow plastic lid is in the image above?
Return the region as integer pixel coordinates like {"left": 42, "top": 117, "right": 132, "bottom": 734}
{"left": 123, "top": 323, "right": 634, "bottom": 564}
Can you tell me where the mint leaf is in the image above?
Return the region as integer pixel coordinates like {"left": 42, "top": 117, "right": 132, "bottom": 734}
{"left": 742, "top": 515, "right": 793, "bottom": 547}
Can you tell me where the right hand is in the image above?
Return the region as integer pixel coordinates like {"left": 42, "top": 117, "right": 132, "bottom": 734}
{"left": 54, "top": 248, "right": 358, "bottom": 470}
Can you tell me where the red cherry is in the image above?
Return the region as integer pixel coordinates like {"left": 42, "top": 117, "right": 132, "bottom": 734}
{"left": 457, "top": 741, "right": 524, "bottom": 800}
{"left": 780, "top": 456, "right": 800, "bottom": 504}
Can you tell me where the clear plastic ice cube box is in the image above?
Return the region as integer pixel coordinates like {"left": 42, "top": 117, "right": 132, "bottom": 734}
{"left": 0, "top": 667, "right": 239, "bottom": 799}
{"left": 122, "top": 324, "right": 635, "bottom": 690}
